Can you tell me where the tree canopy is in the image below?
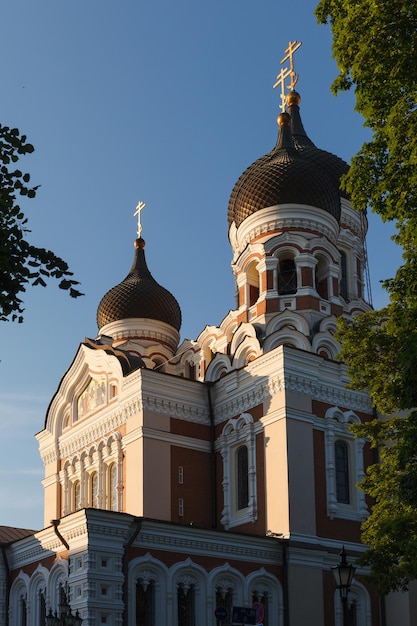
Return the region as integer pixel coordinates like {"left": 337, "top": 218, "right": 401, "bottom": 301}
{"left": 316, "top": 0, "right": 417, "bottom": 594}
{"left": 0, "top": 124, "right": 82, "bottom": 323}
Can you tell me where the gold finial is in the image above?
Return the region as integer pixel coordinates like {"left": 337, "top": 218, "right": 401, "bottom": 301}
{"left": 281, "top": 40, "right": 302, "bottom": 90}
{"left": 273, "top": 40, "right": 302, "bottom": 112}
{"left": 273, "top": 66, "right": 292, "bottom": 113}
{"left": 134, "top": 200, "right": 146, "bottom": 238}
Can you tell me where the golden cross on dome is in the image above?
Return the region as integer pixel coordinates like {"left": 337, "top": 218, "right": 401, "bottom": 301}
{"left": 273, "top": 65, "right": 292, "bottom": 113}
{"left": 280, "top": 40, "right": 302, "bottom": 91}
{"left": 134, "top": 200, "right": 146, "bottom": 237}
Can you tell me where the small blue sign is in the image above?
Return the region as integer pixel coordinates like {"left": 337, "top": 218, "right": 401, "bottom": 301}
{"left": 232, "top": 606, "right": 256, "bottom": 624}
{"left": 215, "top": 606, "right": 228, "bottom": 621}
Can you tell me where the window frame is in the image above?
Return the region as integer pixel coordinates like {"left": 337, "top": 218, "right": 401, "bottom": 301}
{"left": 218, "top": 413, "right": 258, "bottom": 530}
{"left": 324, "top": 407, "right": 368, "bottom": 521}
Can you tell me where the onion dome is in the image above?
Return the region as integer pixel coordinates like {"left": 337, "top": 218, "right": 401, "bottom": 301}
{"left": 228, "top": 101, "right": 342, "bottom": 230}
{"left": 96, "top": 238, "right": 182, "bottom": 332}
{"left": 288, "top": 91, "right": 350, "bottom": 200}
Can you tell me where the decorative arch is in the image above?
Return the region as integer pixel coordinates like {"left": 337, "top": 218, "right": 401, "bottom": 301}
{"left": 61, "top": 431, "right": 123, "bottom": 515}
{"left": 269, "top": 244, "right": 300, "bottom": 297}
{"left": 246, "top": 568, "right": 283, "bottom": 626}
{"left": 265, "top": 310, "right": 310, "bottom": 337}
{"left": 47, "top": 559, "right": 68, "bottom": 614}
{"left": 169, "top": 558, "right": 208, "bottom": 626}
{"left": 312, "top": 334, "right": 340, "bottom": 360}
{"left": 317, "top": 315, "right": 338, "bottom": 335}
{"left": 314, "top": 250, "right": 333, "bottom": 300}
{"left": 44, "top": 342, "right": 125, "bottom": 436}
{"left": 219, "top": 413, "right": 258, "bottom": 530}
{"left": 209, "top": 563, "right": 245, "bottom": 601}
{"left": 128, "top": 553, "right": 169, "bottom": 626}
{"left": 28, "top": 564, "right": 49, "bottom": 626}
{"left": 209, "top": 563, "right": 246, "bottom": 624}
{"left": 324, "top": 407, "right": 367, "bottom": 521}
{"left": 9, "top": 571, "right": 29, "bottom": 626}
{"left": 333, "top": 578, "right": 372, "bottom": 626}
{"left": 232, "top": 336, "right": 261, "bottom": 369}
{"left": 263, "top": 328, "right": 311, "bottom": 353}
{"left": 245, "top": 259, "right": 261, "bottom": 307}
{"left": 230, "top": 323, "right": 259, "bottom": 356}
{"left": 205, "top": 353, "right": 232, "bottom": 383}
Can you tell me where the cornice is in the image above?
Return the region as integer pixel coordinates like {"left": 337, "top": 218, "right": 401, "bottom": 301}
{"left": 232, "top": 204, "right": 339, "bottom": 258}
{"left": 123, "top": 426, "right": 211, "bottom": 452}
{"left": 136, "top": 520, "right": 281, "bottom": 566}
{"left": 211, "top": 346, "right": 371, "bottom": 422}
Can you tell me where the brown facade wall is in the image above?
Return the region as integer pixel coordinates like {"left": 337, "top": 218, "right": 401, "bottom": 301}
{"left": 171, "top": 446, "right": 212, "bottom": 527}
{"left": 301, "top": 266, "right": 314, "bottom": 287}
{"left": 170, "top": 419, "right": 211, "bottom": 441}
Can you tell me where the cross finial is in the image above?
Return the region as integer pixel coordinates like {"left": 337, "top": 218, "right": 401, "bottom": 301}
{"left": 273, "top": 65, "right": 292, "bottom": 113}
{"left": 280, "top": 40, "right": 302, "bottom": 91}
{"left": 134, "top": 200, "right": 146, "bottom": 237}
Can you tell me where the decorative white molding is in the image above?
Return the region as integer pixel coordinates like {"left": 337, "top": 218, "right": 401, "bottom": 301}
{"left": 231, "top": 204, "right": 340, "bottom": 258}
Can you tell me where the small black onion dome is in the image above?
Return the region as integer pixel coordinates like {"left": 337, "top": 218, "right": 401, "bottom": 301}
{"left": 288, "top": 93, "right": 350, "bottom": 200}
{"left": 96, "top": 238, "right": 182, "bottom": 331}
{"left": 228, "top": 109, "right": 341, "bottom": 228}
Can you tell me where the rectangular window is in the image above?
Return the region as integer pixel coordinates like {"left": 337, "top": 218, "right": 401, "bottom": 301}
{"left": 237, "top": 445, "right": 249, "bottom": 510}
{"left": 179, "top": 497, "right": 184, "bottom": 517}
{"left": 335, "top": 440, "right": 350, "bottom": 504}
{"left": 178, "top": 466, "right": 184, "bottom": 484}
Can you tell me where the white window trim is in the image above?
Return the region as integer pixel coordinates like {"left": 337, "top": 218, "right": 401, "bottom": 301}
{"left": 325, "top": 407, "right": 368, "bottom": 521}
{"left": 219, "top": 413, "right": 258, "bottom": 530}
{"left": 61, "top": 432, "right": 123, "bottom": 515}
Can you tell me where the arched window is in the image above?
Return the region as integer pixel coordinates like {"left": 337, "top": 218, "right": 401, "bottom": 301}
{"left": 177, "top": 582, "right": 195, "bottom": 626}
{"left": 340, "top": 251, "right": 348, "bottom": 300}
{"left": 246, "top": 262, "right": 260, "bottom": 307}
{"left": 325, "top": 407, "right": 368, "bottom": 521}
{"left": 334, "top": 581, "right": 372, "bottom": 626}
{"left": 108, "top": 463, "right": 117, "bottom": 511}
{"left": 215, "top": 587, "right": 233, "bottom": 626}
{"left": 136, "top": 578, "right": 155, "bottom": 626}
{"left": 335, "top": 440, "right": 350, "bottom": 504}
{"left": 219, "top": 413, "right": 257, "bottom": 530}
{"left": 187, "top": 362, "right": 196, "bottom": 381}
{"left": 90, "top": 472, "right": 99, "bottom": 508}
{"left": 73, "top": 480, "right": 81, "bottom": 512}
{"left": 252, "top": 588, "right": 269, "bottom": 626}
{"left": 315, "top": 256, "right": 329, "bottom": 300}
{"left": 237, "top": 446, "right": 249, "bottom": 510}
{"left": 278, "top": 258, "right": 297, "bottom": 295}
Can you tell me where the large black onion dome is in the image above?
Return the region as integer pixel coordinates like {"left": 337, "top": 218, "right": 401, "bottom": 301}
{"left": 288, "top": 95, "right": 350, "bottom": 200}
{"left": 228, "top": 110, "right": 341, "bottom": 228}
{"left": 96, "top": 238, "right": 182, "bottom": 331}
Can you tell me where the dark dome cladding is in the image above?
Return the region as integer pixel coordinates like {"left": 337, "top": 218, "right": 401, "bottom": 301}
{"left": 229, "top": 151, "right": 341, "bottom": 227}
{"left": 228, "top": 107, "right": 342, "bottom": 229}
{"left": 288, "top": 96, "right": 350, "bottom": 200}
{"left": 96, "top": 238, "right": 182, "bottom": 331}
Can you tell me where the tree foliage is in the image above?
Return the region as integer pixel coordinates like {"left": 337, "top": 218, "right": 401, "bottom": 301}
{"left": 316, "top": 0, "right": 417, "bottom": 594}
{"left": 0, "top": 124, "right": 82, "bottom": 322}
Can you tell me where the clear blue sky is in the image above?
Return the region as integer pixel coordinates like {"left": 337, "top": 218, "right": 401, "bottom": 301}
{"left": 0, "top": 0, "right": 402, "bottom": 529}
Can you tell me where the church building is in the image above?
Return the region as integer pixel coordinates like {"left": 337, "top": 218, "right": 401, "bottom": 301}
{"left": 1, "top": 42, "right": 414, "bottom": 626}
